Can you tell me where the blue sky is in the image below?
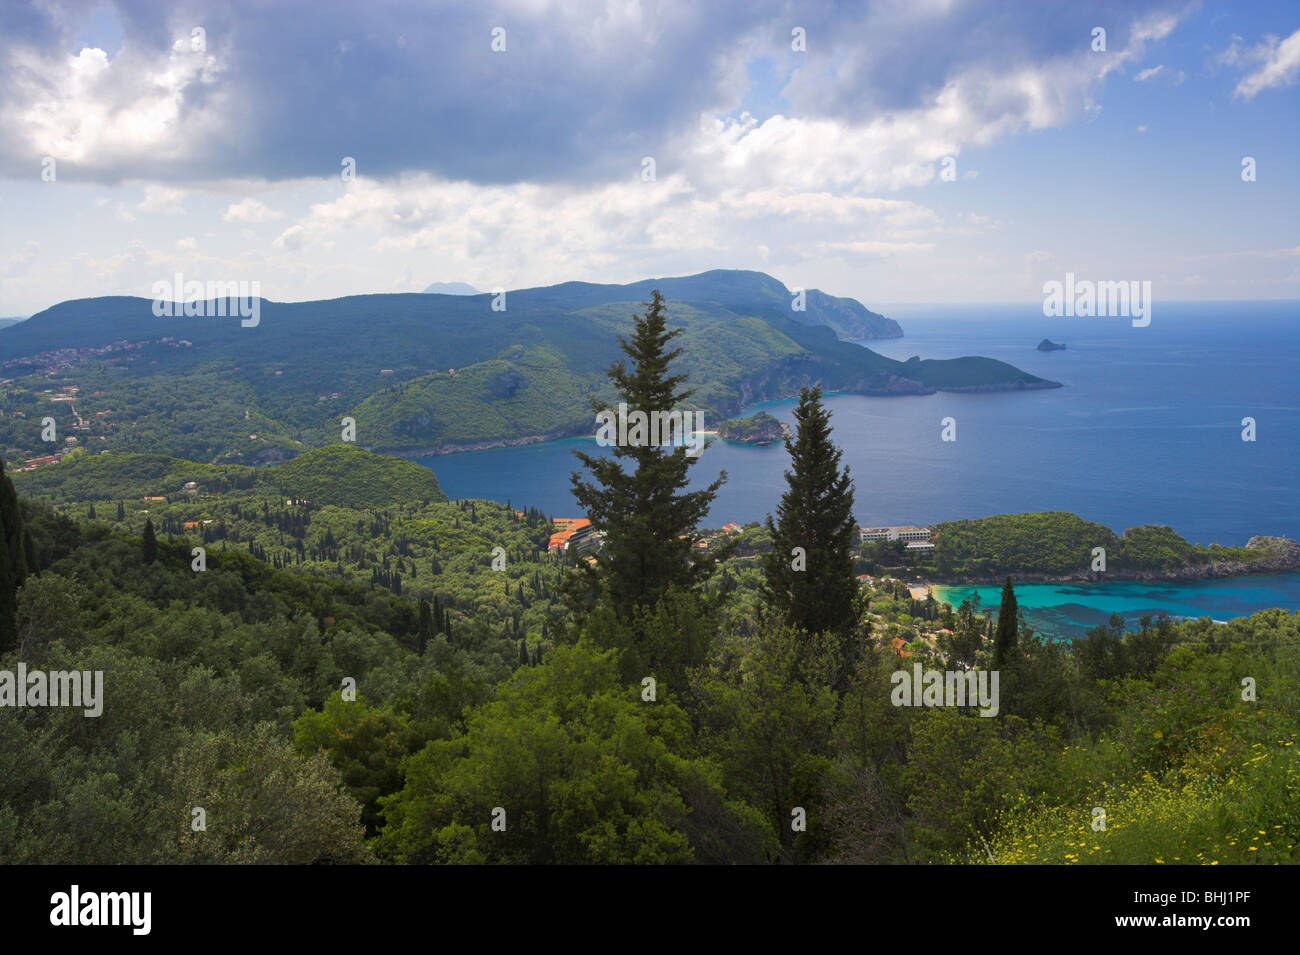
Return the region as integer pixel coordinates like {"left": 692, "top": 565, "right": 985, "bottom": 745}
{"left": 0, "top": 0, "right": 1296, "bottom": 316}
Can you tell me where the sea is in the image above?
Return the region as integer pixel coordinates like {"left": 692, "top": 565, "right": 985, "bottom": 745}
{"left": 420, "top": 301, "right": 1300, "bottom": 633}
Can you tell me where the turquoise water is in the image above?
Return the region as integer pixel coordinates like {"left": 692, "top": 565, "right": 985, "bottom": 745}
{"left": 932, "top": 573, "right": 1300, "bottom": 640}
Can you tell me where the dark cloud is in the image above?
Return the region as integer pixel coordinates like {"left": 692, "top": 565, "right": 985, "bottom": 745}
{"left": 0, "top": 0, "right": 1182, "bottom": 185}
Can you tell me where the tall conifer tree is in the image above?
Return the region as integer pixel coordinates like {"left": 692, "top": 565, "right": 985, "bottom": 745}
{"left": 142, "top": 517, "right": 158, "bottom": 564}
{"left": 568, "top": 290, "right": 729, "bottom": 631}
{"left": 993, "top": 576, "right": 1019, "bottom": 667}
{"left": 761, "top": 387, "right": 861, "bottom": 644}
{"left": 0, "top": 460, "right": 29, "bottom": 650}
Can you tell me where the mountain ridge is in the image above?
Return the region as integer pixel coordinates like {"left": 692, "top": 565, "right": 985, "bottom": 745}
{"left": 0, "top": 269, "right": 1057, "bottom": 465}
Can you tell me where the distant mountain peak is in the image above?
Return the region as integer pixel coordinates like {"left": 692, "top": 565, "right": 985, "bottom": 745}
{"left": 422, "top": 282, "right": 480, "bottom": 295}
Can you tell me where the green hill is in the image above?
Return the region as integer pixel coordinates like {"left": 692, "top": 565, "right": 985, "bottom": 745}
{"left": 717, "top": 411, "right": 788, "bottom": 445}
{"left": 930, "top": 511, "right": 1292, "bottom": 579}
{"left": 12, "top": 445, "right": 444, "bottom": 509}
{"left": 270, "top": 445, "right": 446, "bottom": 507}
{"left": 0, "top": 270, "right": 1056, "bottom": 463}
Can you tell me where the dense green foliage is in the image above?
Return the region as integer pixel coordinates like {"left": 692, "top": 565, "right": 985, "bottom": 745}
{"left": 269, "top": 445, "right": 446, "bottom": 507}
{"left": 0, "top": 459, "right": 32, "bottom": 650}
{"left": 932, "top": 511, "right": 1279, "bottom": 578}
{"left": 4, "top": 462, "right": 1297, "bottom": 865}
{"left": 14, "top": 445, "right": 444, "bottom": 508}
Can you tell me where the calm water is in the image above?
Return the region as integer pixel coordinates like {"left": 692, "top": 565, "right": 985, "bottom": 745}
{"left": 933, "top": 574, "right": 1300, "bottom": 640}
{"left": 422, "top": 301, "right": 1300, "bottom": 624}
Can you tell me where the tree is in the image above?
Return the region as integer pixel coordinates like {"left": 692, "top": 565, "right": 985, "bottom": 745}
{"left": 375, "top": 644, "right": 752, "bottom": 864}
{"left": 142, "top": 517, "right": 158, "bottom": 564}
{"left": 692, "top": 620, "right": 839, "bottom": 863}
{"left": 417, "top": 597, "right": 434, "bottom": 654}
{"left": 0, "top": 459, "right": 29, "bottom": 650}
{"left": 567, "top": 290, "right": 730, "bottom": 658}
{"left": 940, "top": 595, "right": 983, "bottom": 668}
{"left": 993, "top": 577, "right": 1019, "bottom": 668}
{"left": 761, "top": 387, "right": 862, "bottom": 658}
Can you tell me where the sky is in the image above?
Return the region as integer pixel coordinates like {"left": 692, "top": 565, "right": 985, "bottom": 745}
{"left": 0, "top": 0, "right": 1297, "bottom": 317}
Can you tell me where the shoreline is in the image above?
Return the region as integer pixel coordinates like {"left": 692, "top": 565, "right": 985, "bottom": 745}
{"left": 927, "top": 565, "right": 1300, "bottom": 594}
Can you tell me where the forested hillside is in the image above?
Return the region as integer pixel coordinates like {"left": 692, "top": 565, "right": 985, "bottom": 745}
{"left": 928, "top": 512, "right": 1298, "bottom": 580}
{"left": 3, "top": 491, "right": 1296, "bottom": 864}
{"left": 0, "top": 272, "right": 1055, "bottom": 464}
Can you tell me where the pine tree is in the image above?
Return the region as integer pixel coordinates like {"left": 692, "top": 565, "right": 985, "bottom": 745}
{"left": 142, "top": 517, "right": 158, "bottom": 564}
{"left": 993, "top": 576, "right": 1019, "bottom": 667}
{"left": 567, "top": 290, "right": 729, "bottom": 634}
{"left": 761, "top": 387, "right": 861, "bottom": 646}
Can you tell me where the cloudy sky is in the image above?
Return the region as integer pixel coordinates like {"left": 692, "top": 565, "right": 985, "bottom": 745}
{"left": 1, "top": 0, "right": 1297, "bottom": 317}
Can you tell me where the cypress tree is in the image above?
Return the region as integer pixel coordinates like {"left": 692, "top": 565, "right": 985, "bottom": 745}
{"left": 993, "top": 576, "right": 1019, "bottom": 667}
{"left": 761, "top": 386, "right": 861, "bottom": 645}
{"left": 519, "top": 639, "right": 528, "bottom": 666}
{"left": 0, "top": 459, "right": 27, "bottom": 586}
{"left": 142, "top": 517, "right": 158, "bottom": 564}
{"left": 567, "top": 290, "right": 729, "bottom": 631}
{"left": 116, "top": 500, "right": 125, "bottom": 521}
{"left": 417, "top": 598, "right": 433, "bottom": 654}
{"left": 0, "top": 460, "right": 28, "bottom": 650}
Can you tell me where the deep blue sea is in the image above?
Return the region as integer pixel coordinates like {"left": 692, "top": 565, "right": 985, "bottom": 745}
{"left": 421, "top": 302, "right": 1300, "bottom": 626}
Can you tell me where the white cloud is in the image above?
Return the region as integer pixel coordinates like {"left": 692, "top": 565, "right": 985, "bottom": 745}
{"left": 3, "top": 240, "right": 39, "bottom": 277}
{"left": 1135, "top": 65, "right": 1164, "bottom": 81}
{"left": 2, "top": 41, "right": 228, "bottom": 167}
{"left": 1232, "top": 28, "right": 1300, "bottom": 98}
{"left": 136, "top": 185, "right": 186, "bottom": 215}
{"left": 222, "top": 198, "right": 282, "bottom": 223}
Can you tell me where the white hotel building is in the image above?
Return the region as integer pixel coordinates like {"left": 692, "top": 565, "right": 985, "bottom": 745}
{"left": 860, "top": 525, "right": 935, "bottom": 551}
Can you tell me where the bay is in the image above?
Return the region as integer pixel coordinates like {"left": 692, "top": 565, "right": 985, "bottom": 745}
{"left": 420, "top": 301, "right": 1300, "bottom": 624}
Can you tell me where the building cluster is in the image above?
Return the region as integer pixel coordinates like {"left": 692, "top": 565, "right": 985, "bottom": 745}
{"left": 1, "top": 337, "right": 190, "bottom": 375}
{"left": 547, "top": 518, "right": 602, "bottom": 556}
{"left": 860, "top": 524, "right": 935, "bottom": 552}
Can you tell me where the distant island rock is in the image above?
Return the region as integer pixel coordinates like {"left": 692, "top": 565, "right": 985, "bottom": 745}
{"left": 717, "top": 411, "right": 791, "bottom": 446}
{"left": 422, "top": 282, "right": 480, "bottom": 295}
{"left": 1037, "top": 338, "right": 1066, "bottom": 351}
